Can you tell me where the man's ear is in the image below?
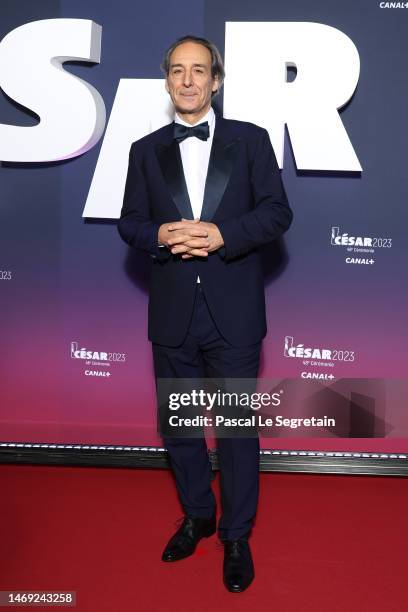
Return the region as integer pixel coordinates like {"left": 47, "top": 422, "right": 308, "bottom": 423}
{"left": 165, "top": 79, "right": 169, "bottom": 93}
{"left": 212, "top": 74, "right": 220, "bottom": 94}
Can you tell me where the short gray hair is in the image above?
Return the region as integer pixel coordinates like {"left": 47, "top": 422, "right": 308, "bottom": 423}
{"left": 160, "top": 35, "right": 225, "bottom": 97}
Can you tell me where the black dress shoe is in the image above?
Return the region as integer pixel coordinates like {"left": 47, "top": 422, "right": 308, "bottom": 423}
{"left": 162, "top": 515, "right": 216, "bottom": 562}
{"left": 223, "top": 538, "right": 254, "bottom": 592}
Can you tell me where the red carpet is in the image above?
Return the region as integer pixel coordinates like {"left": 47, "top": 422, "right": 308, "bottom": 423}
{"left": 0, "top": 464, "right": 406, "bottom": 611}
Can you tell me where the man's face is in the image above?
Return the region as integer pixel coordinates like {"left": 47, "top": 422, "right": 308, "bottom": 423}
{"left": 165, "top": 41, "right": 219, "bottom": 120}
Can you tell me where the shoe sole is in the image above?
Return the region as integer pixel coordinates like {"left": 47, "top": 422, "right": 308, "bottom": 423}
{"left": 224, "top": 579, "right": 254, "bottom": 593}
{"left": 161, "top": 528, "right": 216, "bottom": 562}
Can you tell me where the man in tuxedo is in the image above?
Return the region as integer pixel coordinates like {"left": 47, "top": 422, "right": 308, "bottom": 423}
{"left": 118, "top": 35, "right": 293, "bottom": 592}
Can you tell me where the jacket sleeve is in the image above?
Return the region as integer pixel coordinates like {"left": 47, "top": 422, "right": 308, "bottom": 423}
{"left": 117, "top": 143, "right": 171, "bottom": 261}
{"left": 217, "top": 128, "right": 293, "bottom": 261}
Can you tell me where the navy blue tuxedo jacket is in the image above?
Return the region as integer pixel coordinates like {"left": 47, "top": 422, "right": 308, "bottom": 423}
{"left": 118, "top": 107, "right": 293, "bottom": 347}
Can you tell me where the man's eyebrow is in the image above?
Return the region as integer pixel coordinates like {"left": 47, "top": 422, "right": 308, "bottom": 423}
{"left": 169, "top": 63, "right": 207, "bottom": 68}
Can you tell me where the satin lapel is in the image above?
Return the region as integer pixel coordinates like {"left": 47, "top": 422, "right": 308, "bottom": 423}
{"left": 155, "top": 139, "right": 194, "bottom": 220}
{"left": 200, "top": 133, "right": 239, "bottom": 222}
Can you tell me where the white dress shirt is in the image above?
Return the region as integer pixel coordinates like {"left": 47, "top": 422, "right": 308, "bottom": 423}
{"left": 174, "top": 106, "right": 216, "bottom": 283}
{"left": 175, "top": 106, "right": 215, "bottom": 219}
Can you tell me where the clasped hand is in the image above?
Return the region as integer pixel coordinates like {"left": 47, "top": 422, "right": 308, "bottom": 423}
{"left": 158, "top": 218, "right": 224, "bottom": 259}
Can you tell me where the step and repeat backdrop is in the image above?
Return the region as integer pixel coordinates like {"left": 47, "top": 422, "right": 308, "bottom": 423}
{"left": 1, "top": 0, "right": 407, "bottom": 452}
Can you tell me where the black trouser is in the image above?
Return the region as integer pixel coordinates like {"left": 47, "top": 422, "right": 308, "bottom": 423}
{"left": 152, "top": 284, "right": 261, "bottom": 541}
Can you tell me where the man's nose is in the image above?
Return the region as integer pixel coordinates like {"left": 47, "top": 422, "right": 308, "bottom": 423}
{"left": 183, "top": 70, "right": 193, "bottom": 87}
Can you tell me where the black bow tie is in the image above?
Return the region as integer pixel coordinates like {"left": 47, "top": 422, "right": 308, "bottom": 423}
{"left": 174, "top": 121, "right": 210, "bottom": 143}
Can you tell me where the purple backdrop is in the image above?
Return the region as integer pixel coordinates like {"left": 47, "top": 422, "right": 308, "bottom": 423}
{"left": 1, "top": 0, "right": 407, "bottom": 453}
